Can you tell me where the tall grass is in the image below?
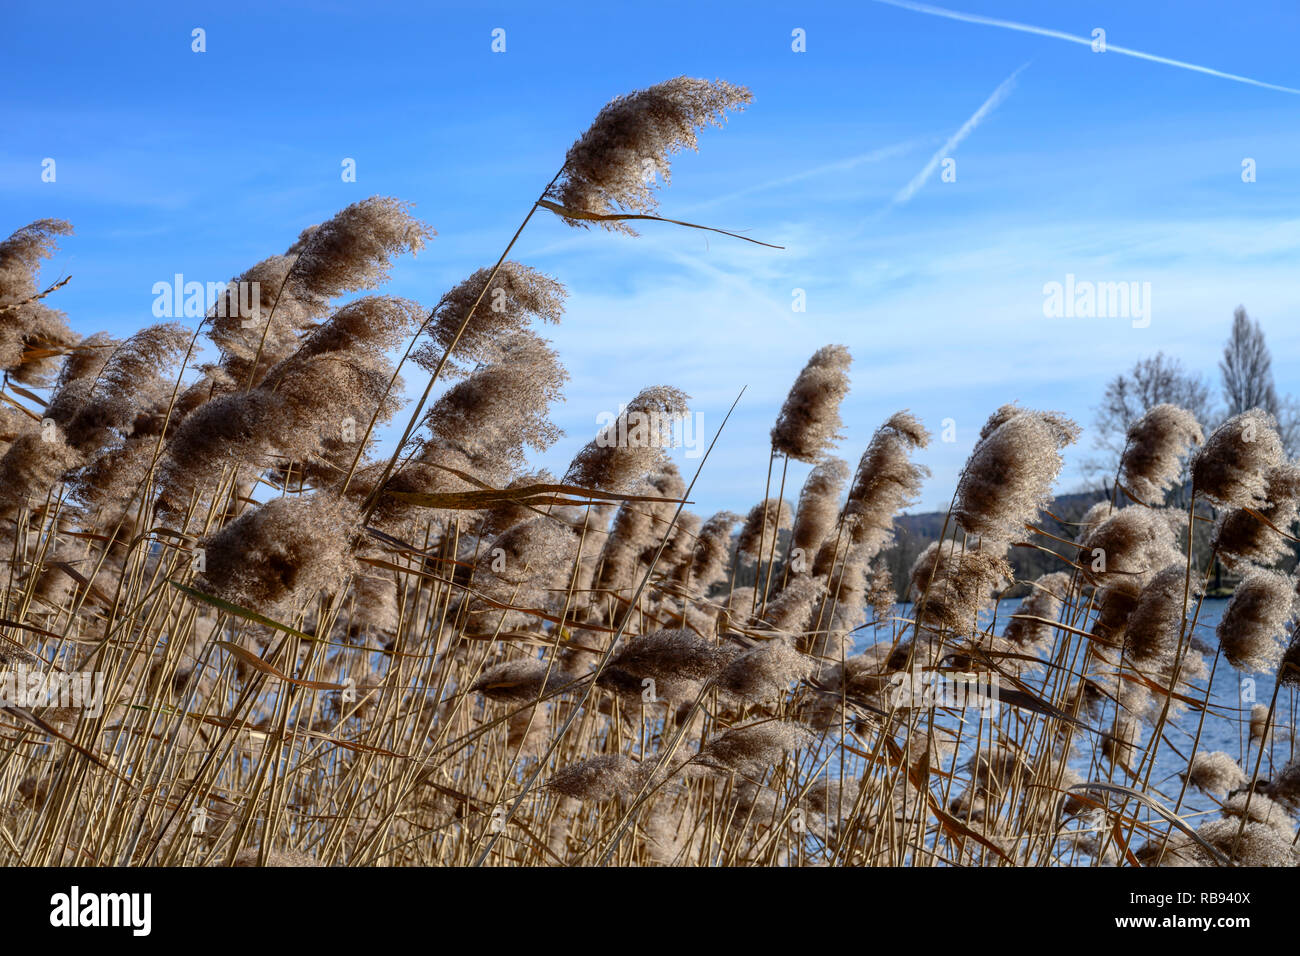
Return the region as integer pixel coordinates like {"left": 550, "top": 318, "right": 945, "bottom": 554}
{"left": 0, "top": 77, "right": 1297, "bottom": 868}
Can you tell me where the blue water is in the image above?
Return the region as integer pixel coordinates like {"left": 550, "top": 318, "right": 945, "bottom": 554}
{"left": 859, "top": 598, "right": 1297, "bottom": 821}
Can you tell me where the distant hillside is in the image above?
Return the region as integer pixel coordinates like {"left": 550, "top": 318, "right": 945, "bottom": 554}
{"left": 880, "top": 489, "right": 1110, "bottom": 598}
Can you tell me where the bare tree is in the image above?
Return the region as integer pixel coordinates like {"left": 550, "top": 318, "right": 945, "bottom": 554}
{"left": 1220, "top": 306, "right": 1300, "bottom": 455}
{"left": 1278, "top": 396, "right": 1300, "bottom": 457}
{"left": 1220, "top": 305, "right": 1279, "bottom": 415}
{"left": 1092, "top": 352, "right": 1215, "bottom": 462}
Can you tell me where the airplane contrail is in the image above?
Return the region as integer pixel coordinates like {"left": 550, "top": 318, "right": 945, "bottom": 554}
{"left": 872, "top": 0, "right": 1300, "bottom": 95}
{"left": 688, "top": 139, "right": 921, "bottom": 212}
{"left": 892, "top": 63, "right": 1025, "bottom": 207}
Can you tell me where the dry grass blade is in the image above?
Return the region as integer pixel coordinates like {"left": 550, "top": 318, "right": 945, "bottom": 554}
{"left": 537, "top": 200, "right": 783, "bottom": 248}
{"left": 1068, "top": 782, "right": 1233, "bottom": 867}
{"left": 211, "top": 641, "right": 346, "bottom": 690}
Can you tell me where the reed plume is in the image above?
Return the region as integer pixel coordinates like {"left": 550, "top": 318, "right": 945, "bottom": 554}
{"left": 1211, "top": 463, "right": 1300, "bottom": 570}
{"left": 736, "top": 498, "right": 793, "bottom": 558}
{"left": 689, "top": 511, "right": 738, "bottom": 593}
{"left": 1185, "top": 751, "right": 1248, "bottom": 796}
{"left": 547, "top": 77, "right": 752, "bottom": 233}
{"left": 547, "top": 754, "right": 639, "bottom": 802}
{"left": 908, "top": 539, "right": 1012, "bottom": 632}
{"left": 212, "top": 197, "right": 432, "bottom": 387}
{"left": 717, "top": 638, "right": 812, "bottom": 703}
{"left": 1119, "top": 403, "right": 1203, "bottom": 505}
{"left": 196, "top": 494, "right": 360, "bottom": 613}
{"left": 770, "top": 345, "right": 851, "bottom": 462}
{"left": 694, "top": 721, "right": 814, "bottom": 776}
{"left": 564, "top": 386, "right": 689, "bottom": 493}
{"left": 1078, "top": 506, "right": 1184, "bottom": 589}
{"left": 954, "top": 405, "right": 1079, "bottom": 542}
{"left": 788, "top": 456, "right": 849, "bottom": 562}
{"left": 0, "top": 219, "right": 79, "bottom": 384}
{"left": 1191, "top": 409, "right": 1284, "bottom": 509}
{"left": 1216, "top": 568, "right": 1296, "bottom": 672}
{"left": 607, "top": 628, "right": 734, "bottom": 685}
{"left": 1002, "top": 571, "right": 1070, "bottom": 649}
{"left": 1125, "top": 564, "right": 1198, "bottom": 671}
{"left": 469, "top": 658, "right": 568, "bottom": 702}
{"left": 414, "top": 262, "right": 564, "bottom": 373}
{"left": 419, "top": 331, "right": 568, "bottom": 483}
{"left": 839, "top": 411, "right": 930, "bottom": 560}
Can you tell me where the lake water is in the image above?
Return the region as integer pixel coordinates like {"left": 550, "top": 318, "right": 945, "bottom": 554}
{"left": 865, "top": 598, "right": 1297, "bottom": 820}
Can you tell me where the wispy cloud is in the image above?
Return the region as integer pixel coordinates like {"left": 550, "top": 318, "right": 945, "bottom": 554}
{"left": 872, "top": 0, "right": 1300, "bottom": 95}
{"left": 685, "top": 139, "right": 923, "bottom": 212}
{"left": 889, "top": 63, "right": 1026, "bottom": 208}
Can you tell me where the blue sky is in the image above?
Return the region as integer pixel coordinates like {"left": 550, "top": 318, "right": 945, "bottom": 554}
{"left": 5, "top": 0, "right": 1300, "bottom": 514}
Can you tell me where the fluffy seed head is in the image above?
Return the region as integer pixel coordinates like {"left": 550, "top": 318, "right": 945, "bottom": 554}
{"left": 294, "top": 295, "right": 425, "bottom": 360}
{"left": 564, "top": 386, "right": 689, "bottom": 493}
{"left": 0, "top": 430, "right": 80, "bottom": 518}
{"left": 660, "top": 511, "right": 703, "bottom": 584}
{"left": 1193, "top": 816, "right": 1297, "bottom": 866}
{"left": 196, "top": 494, "right": 359, "bottom": 613}
{"left": 1120, "top": 403, "right": 1204, "bottom": 505}
{"left": 1281, "top": 631, "right": 1300, "bottom": 688}
{"left": 1212, "top": 463, "right": 1300, "bottom": 571}
{"left": 415, "top": 262, "right": 565, "bottom": 374}
{"left": 470, "top": 658, "right": 568, "bottom": 702}
{"left": 157, "top": 389, "right": 282, "bottom": 511}
{"left": 287, "top": 196, "right": 432, "bottom": 304}
{"left": 548, "top": 77, "right": 752, "bottom": 234}
{"left": 758, "top": 573, "right": 824, "bottom": 636}
{"left": 954, "top": 406, "right": 1079, "bottom": 542}
{"left": 1216, "top": 568, "right": 1296, "bottom": 672}
{"left": 463, "top": 517, "right": 577, "bottom": 631}
{"left": 695, "top": 720, "right": 814, "bottom": 776}
{"left": 1191, "top": 409, "right": 1284, "bottom": 509}
{"left": 1075, "top": 501, "right": 1112, "bottom": 543}
{"left": 0, "top": 219, "right": 79, "bottom": 384}
{"left": 609, "top": 629, "right": 735, "bottom": 683}
{"left": 736, "top": 498, "right": 792, "bottom": 558}
{"left": 1002, "top": 572, "right": 1071, "bottom": 648}
{"left": 1125, "top": 564, "right": 1199, "bottom": 669}
{"left": 689, "top": 511, "right": 738, "bottom": 592}
{"left": 547, "top": 754, "right": 639, "bottom": 801}
{"left": 49, "top": 322, "right": 190, "bottom": 452}
{"left": 717, "top": 638, "right": 812, "bottom": 702}
{"left": 1090, "top": 583, "right": 1142, "bottom": 645}
{"left": 865, "top": 562, "right": 896, "bottom": 623}
{"left": 841, "top": 411, "right": 930, "bottom": 561}
{"left": 1251, "top": 703, "right": 1274, "bottom": 745}
{"left": 908, "top": 540, "right": 1012, "bottom": 632}
{"left": 420, "top": 331, "right": 567, "bottom": 482}
{"left": 210, "top": 199, "right": 430, "bottom": 387}
{"left": 1078, "top": 506, "right": 1184, "bottom": 589}
{"left": 1185, "top": 751, "right": 1248, "bottom": 796}
{"left": 790, "top": 457, "right": 849, "bottom": 558}
{"left": 1266, "top": 759, "right": 1300, "bottom": 809}
{"left": 770, "top": 345, "right": 851, "bottom": 462}
{"left": 593, "top": 464, "right": 683, "bottom": 591}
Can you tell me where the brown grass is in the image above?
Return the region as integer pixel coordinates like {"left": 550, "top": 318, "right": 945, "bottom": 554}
{"left": 0, "top": 76, "right": 1295, "bottom": 868}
